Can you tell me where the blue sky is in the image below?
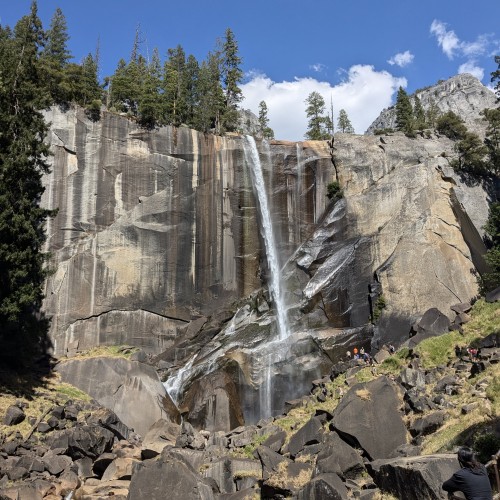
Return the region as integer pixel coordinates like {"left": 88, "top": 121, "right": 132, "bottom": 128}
{"left": 2, "top": 1, "right": 499, "bottom": 140}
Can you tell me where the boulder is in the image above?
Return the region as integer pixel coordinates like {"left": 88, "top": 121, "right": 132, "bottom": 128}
{"left": 332, "top": 376, "right": 408, "bottom": 459}
{"left": 3, "top": 406, "right": 25, "bottom": 426}
{"left": 202, "top": 457, "right": 261, "bottom": 494}
{"left": 128, "top": 458, "right": 215, "bottom": 499}
{"left": 409, "top": 411, "right": 446, "bottom": 437}
{"left": 261, "top": 431, "right": 286, "bottom": 453}
{"left": 288, "top": 416, "right": 324, "bottom": 457}
{"left": 46, "top": 425, "right": 115, "bottom": 460}
{"left": 56, "top": 357, "right": 177, "bottom": 436}
{"left": 262, "top": 461, "right": 312, "bottom": 497}
{"left": 314, "top": 432, "right": 365, "bottom": 479}
{"left": 141, "top": 419, "right": 180, "bottom": 459}
{"left": 366, "top": 453, "right": 458, "bottom": 500}
{"left": 255, "top": 446, "right": 291, "bottom": 481}
{"left": 297, "top": 473, "right": 349, "bottom": 500}
{"left": 398, "top": 368, "right": 426, "bottom": 390}
{"left": 485, "top": 286, "right": 500, "bottom": 303}
{"left": 408, "top": 308, "right": 451, "bottom": 348}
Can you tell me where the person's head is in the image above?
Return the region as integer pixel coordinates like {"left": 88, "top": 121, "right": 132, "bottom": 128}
{"left": 457, "top": 447, "right": 479, "bottom": 469}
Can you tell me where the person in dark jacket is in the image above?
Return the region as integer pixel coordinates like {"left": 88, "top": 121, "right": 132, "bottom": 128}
{"left": 442, "top": 447, "right": 492, "bottom": 500}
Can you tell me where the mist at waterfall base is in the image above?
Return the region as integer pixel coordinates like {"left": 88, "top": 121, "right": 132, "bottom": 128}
{"left": 164, "top": 136, "right": 325, "bottom": 425}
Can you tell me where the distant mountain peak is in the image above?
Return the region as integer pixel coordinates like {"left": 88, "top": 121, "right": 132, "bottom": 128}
{"left": 365, "top": 73, "right": 497, "bottom": 136}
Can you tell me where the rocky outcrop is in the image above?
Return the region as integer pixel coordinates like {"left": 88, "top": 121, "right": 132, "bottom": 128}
{"left": 55, "top": 356, "right": 176, "bottom": 436}
{"left": 366, "top": 73, "right": 497, "bottom": 136}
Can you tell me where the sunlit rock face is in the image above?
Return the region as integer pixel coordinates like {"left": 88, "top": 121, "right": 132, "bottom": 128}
{"left": 42, "top": 108, "right": 262, "bottom": 355}
{"left": 365, "top": 73, "right": 497, "bottom": 137}
{"left": 41, "top": 101, "right": 489, "bottom": 427}
{"left": 42, "top": 107, "right": 486, "bottom": 357}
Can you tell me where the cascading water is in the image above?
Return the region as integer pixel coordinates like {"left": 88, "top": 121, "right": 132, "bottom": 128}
{"left": 244, "top": 136, "right": 295, "bottom": 419}
{"left": 244, "top": 136, "right": 288, "bottom": 341}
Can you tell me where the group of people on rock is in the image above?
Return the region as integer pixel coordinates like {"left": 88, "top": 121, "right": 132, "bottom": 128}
{"left": 454, "top": 344, "right": 480, "bottom": 362}
{"left": 345, "top": 346, "right": 373, "bottom": 365}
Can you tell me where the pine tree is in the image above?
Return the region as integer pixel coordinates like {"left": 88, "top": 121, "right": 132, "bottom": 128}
{"left": 491, "top": 55, "right": 500, "bottom": 100}
{"left": 304, "top": 92, "right": 331, "bottom": 140}
{"left": 163, "top": 45, "right": 187, "bottom": 126}
{"left": 40, "top": 7, "right": 71, "bottom": 104}
{"left": 337, "top": 109, "right": 354, "bottom": 133}
{"left": 196, "top": 52, "right": 225, "bottom": 133}
{"left": 220, "top": 28, "right": 243, "bottom": 132}
{"left": 482, "top": 108, "right": 500, "bottom": 175}
{"left": 258, "top": 101, "right": 274, "bottom": 139}
{"left": 138, "top": 48, "right": 163, "bottom": 128}
{"left": 413, "top": 95, "right": 426, "bottom": 130}
{"left": 395, "top": 87, "right": 415, "bottom": 137}
{"left": 426, "top": 98, "right": 440, "bottom": 128}
{"left": 184, "top": 54, "right": 200, "bottom": 128}
{"left": 0, "top": 2, "right": 55, "bottom": 363}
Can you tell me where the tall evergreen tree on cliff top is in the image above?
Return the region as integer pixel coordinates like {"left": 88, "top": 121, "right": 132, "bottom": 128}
{"left": 0, "top": 2, "right": 55, "bottom": 362}
{"left": 220, "top": 28, "right": 243, "bottom": 132}
{"left": 337, "top": 109, "right": 354, "bottom": 133}
{"left": 305, "top": 91, "right": 332, "bottom": 140}
{"left": 258, "top": 101, "right": 274, "bottom": 139}
{"left": 395, "top": 87, "right": 415, "bottom": 137}
{"left": 40, "top": 7, "right": 70, "bottom": 104}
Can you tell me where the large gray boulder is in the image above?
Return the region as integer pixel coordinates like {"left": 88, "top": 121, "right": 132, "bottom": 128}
{"left": 128, "top": 457, "right": 216, "bottom": 500}
{"left": 314, "top": 432, "right": 365, "bottom": 479}
{"left": 56, "top": 357, "right": 177, "bottom": 436}
{"left": 332, "top": 376, "right": 408, "bottom": 459}
{"left": 366, "top": 453, "right": 459, "bottom": 500}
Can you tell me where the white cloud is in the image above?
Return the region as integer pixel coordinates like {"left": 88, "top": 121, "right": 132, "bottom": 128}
{"left": 458, "top": 60, "right": 484, "bottom": 80}
{"left": 430, "top": 20, "right": 460, "bottom": 59}
{"left": 241, "top": 65, "right": 406, "bottom": 140}
{"left": 431, "top": 20, "right": 495, "bottom": 62}
{"left": 387, "top": 50, "right": 414, "bottom": 67}
{"left": 461, "top": 34, "right": 490, "bottom": 57}
{"left": 310, "top": 63, "right": 326, "bottom": 73}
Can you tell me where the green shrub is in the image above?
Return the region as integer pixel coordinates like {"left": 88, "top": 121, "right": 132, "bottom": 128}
{"left": 326, "top": 181, "right": 343, "bottom": 202}
{"left": 474, "top": 432, "right": 500, "bottom": 463}
{"left": 373, "top": 128, "right": 394, "bottom": 135}
{"left": 372, "top": 295, "right": 386, "bottom": 322}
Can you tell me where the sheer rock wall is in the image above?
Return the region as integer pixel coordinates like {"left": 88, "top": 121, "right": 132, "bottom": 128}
{"left": 42, "top": 107, "right": 486, "bottom": 358}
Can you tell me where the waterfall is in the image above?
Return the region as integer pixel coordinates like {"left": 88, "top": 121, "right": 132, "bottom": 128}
{"left": 164, "top": 354, "right": 196, "bottom": 406}
{"left": 244, "top": 136, "right": 288, "bottom": 341}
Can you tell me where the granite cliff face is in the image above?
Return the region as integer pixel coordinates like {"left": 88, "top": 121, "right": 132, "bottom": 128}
{"left": 41, "top": 76, "right": 492, "bottom": 427}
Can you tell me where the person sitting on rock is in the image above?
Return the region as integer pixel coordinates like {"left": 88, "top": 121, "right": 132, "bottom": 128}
{"left": 455, "top": 345, "right": 462, "bottom": 358}
{"left": 442, "top": 447, "right": 492, "bottom": 500}
{"left": 388, "top": 344, "right": 395, "bottom": 354}
{"left": 353, "top": 347, "right": 359, "bottom": 359}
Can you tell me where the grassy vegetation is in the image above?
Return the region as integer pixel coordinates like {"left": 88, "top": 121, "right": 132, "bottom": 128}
{"left": 415, "top": 300, "right": 500, "bottom": 454}
{"left": 414, "top": 299, "right": 499, "bottom": 369}
{"left": 0, "top": 372, "right": 91, "bottom": 440}
{"left": 69, "top": 344, "right": 139, "bottom": 360}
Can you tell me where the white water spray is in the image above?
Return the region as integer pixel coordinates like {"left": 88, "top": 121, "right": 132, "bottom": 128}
{"left": 244, "top": 136, "right": 288, "bottom": 341}
{"left": 164, "top": 354, "right": 196, "bottom": 406}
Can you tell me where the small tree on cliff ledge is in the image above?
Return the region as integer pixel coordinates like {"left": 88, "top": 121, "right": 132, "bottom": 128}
{"left": 305, "top": 91, "right": 332, "bottom": 140}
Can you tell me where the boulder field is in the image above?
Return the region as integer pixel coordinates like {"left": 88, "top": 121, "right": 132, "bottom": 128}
{"left": 3, "top": 319, "right": 500, "bottom": 499}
